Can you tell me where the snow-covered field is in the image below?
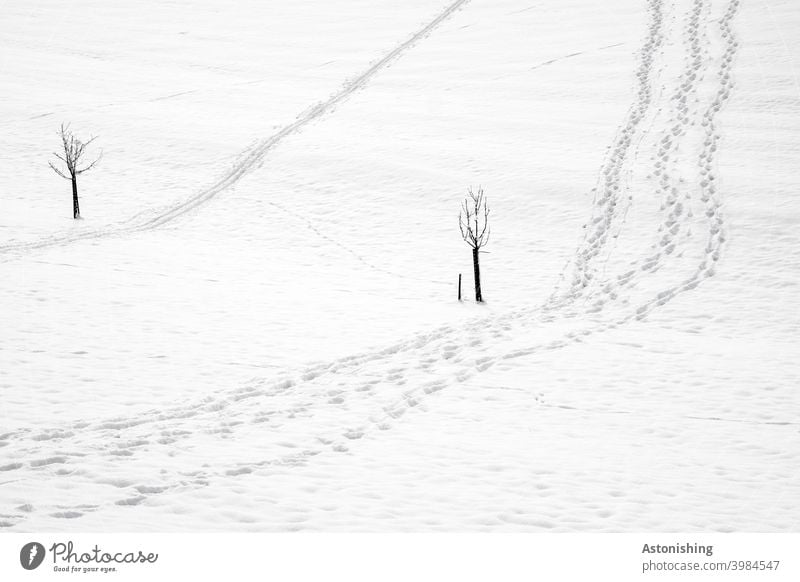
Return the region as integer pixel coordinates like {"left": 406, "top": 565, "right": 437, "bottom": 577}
{"left": 1, "top": 0, "right": 798, "bottom": 531}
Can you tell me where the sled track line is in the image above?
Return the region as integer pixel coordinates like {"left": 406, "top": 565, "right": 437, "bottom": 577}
{"left": 265, "top": 198, "right": 451, "bottom": 286}
{"left": 0, "top": 0, "right": 472, "bottom": 258}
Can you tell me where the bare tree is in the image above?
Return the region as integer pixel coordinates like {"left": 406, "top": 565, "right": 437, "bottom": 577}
{"left": 48, "top": 123, "right": 101, "bottom": 219}
{"left": 459, "top": 186, "right": 490, "bottom": 302}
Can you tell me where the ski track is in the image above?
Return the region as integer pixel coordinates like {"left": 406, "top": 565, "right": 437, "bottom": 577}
{"left": 491, "top": 42, "right": 628, "bottom": 81}
{"left": 531, "top": 43, "right": 628, "bottom": 71}
{"left": 265, "top": 198, "right": 451, "bottom": 286}
{"left": 0, "top": 0, "right": 753, "bottom": 529}
{"left": 0, "top": 0, "right": 473, "bottom": 259}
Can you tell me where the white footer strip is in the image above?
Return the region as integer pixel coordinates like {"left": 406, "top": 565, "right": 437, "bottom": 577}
{"left": 1, "top": 533, "right": 797, "bottom": 581}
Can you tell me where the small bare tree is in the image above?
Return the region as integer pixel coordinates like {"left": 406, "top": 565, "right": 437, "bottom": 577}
{"left": 459, "top": 186, "right": 490, "bottom": 302}
{"left": 48, "top": 123, "right": 101, "bottom": 219}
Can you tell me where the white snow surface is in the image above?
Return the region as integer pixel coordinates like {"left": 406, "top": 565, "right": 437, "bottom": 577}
{"left": 1, "top": 0, "right": 799, "bottom": 531}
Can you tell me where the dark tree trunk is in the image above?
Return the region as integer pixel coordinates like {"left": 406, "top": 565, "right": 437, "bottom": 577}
{"left": 472, "top": 247, "right": 482, "bottom": 302}
{"left": 71, "top": 175, "right": 80, "bottom": 219}
{"left": 458, "top": 273, "right": 462, "bottom": 301}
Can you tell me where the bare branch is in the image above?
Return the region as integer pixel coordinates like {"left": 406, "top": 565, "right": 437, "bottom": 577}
{"left": 458, "top": 185, "right": 490, "bottom": 250}
{"left": 48, "top": 161, "right": 71, "bottom": 180}
{"left": 50, "top": 123, "right": 100, "bottom": 177}
{"left": 76, "top": 150, "right": 102, "bottom": 174}
{"left": 52, "top": 152, "right": 69, "bottom": 166}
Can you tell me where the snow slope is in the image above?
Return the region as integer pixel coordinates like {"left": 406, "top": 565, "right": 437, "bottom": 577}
{"left": 1, "top": 0, "right": 798, "bottom": 531}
